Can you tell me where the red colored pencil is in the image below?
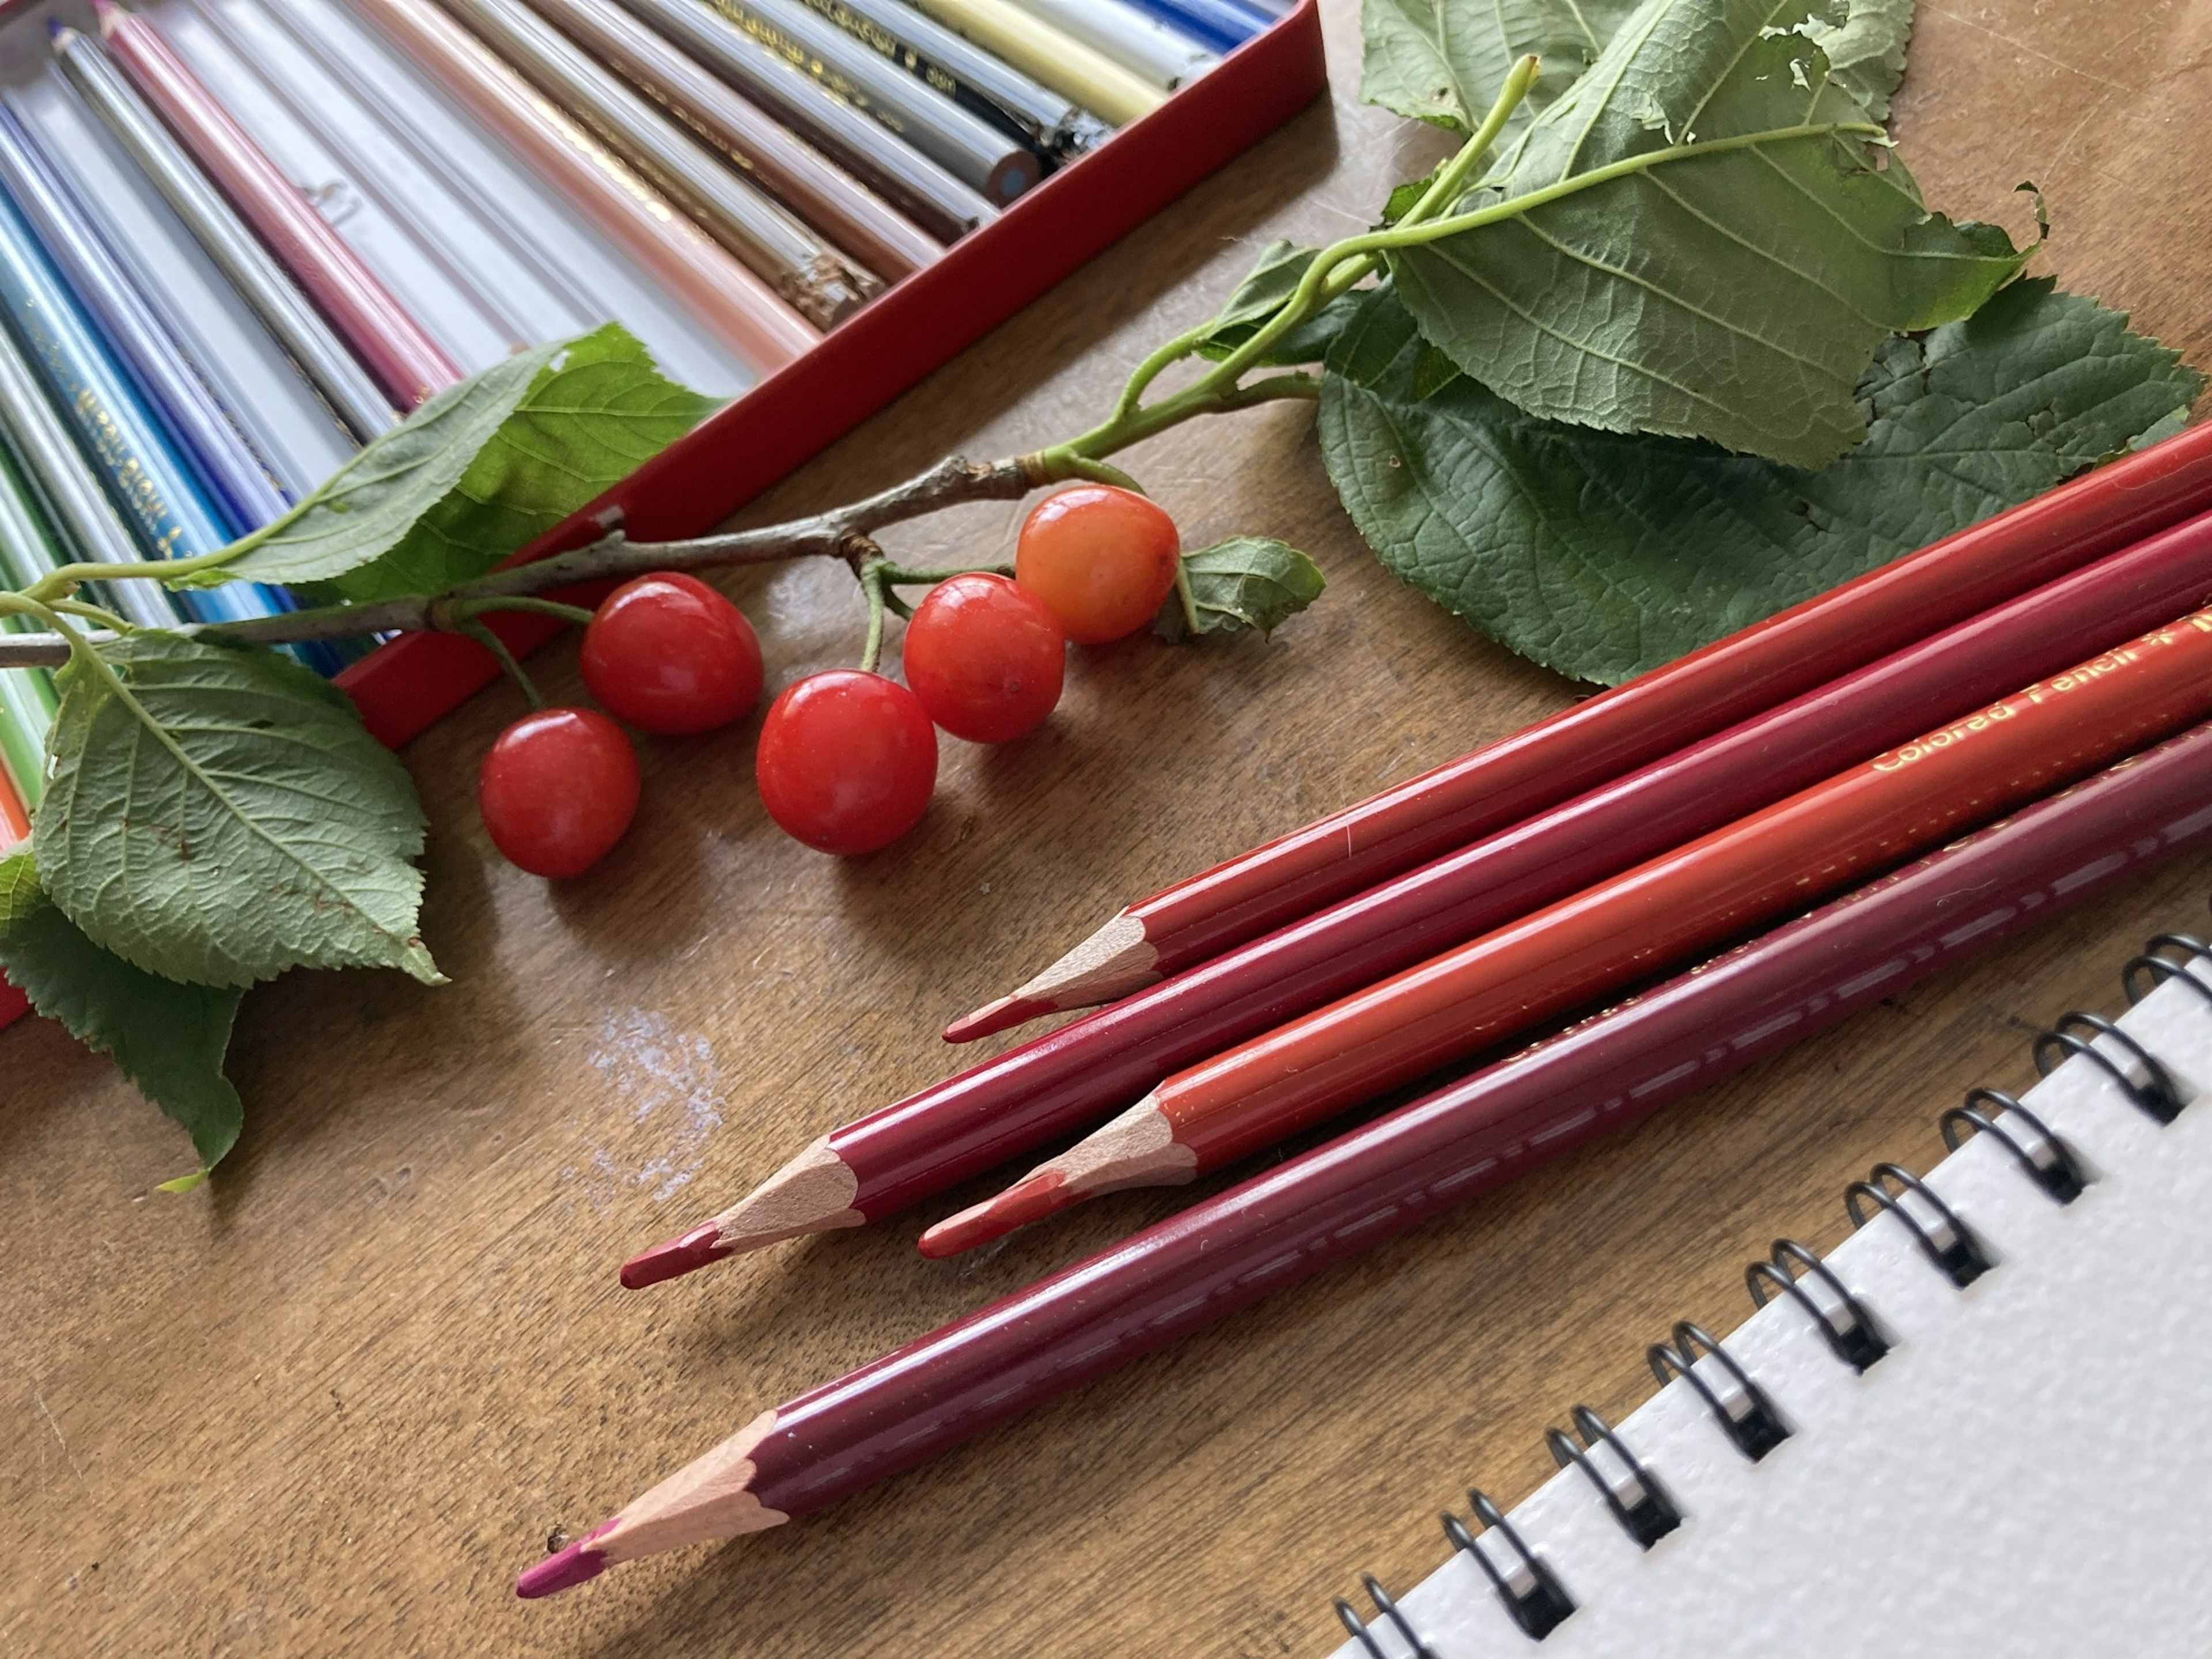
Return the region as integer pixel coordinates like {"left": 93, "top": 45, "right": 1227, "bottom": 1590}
{"left": 519, "top": 715, "right": 2212, "bottom": 1597}
{"left": 92, "top": 0, "right": 461, "bottom": 408}
{"left": 926, "top": 609, "right": 2212, "bottom": 1251}
{"left": 0, "top": 763, "right": 26, "bottom": 844}
{"left": 948, "top": 419, "right": 2212, "bottom": 1043}
{"left": 623, "top": 514, "right": 2212, "bottom": 1286}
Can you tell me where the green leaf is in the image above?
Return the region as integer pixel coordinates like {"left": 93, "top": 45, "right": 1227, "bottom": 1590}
{"left": 1191, "top": 242, "right": 1366, "bottom": 367}
{"left": 1389, "top": 0, "right": 2024, "bottom": 469}
{"left": 201, "top": 323, "right": 715, "bottom": 599}
{"left": 1319, "top": 279, "right": 2204, "bottom": 684}
{"left": 32, "top": 631, "right": 437, "bottom": 988}
{"left": 1154, "top": 537, "right": 1327, "bottom": 640}
{"left": 1360, "top": 0, "right": 1641, "bottom": 131}
{"left": 1805, "top": 0, "right": 1916, "bottom": 123}
{"left": 0, "top": 851, "right": 245, "bottom": 1170}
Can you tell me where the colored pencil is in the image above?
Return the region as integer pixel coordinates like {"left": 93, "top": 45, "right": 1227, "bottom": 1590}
{"left": 184, "top": 0, "right": 541, "bottom": 353}
{"left": 0, "top": 98, "right": 287, "bottom": 538}
{"left": 1118, "top": 0, "right": 1268, "bottom": 53}
{"left": 1003, "top": 0, "right": 1214, "bottom": 90}
{"left": 0, "top": 757, "right": 25, "bottom": 844}
{"left": 929, "top": 609, "right": 2212, "bottom": 1251}
{"left": 610, "top": 0, "right": 997, "bottom": 244}
{"left": 525, "top": 714, "right": 2212, "bottom": 1597}
{"left": 911, "top": 0, "right": 1168, "bottom": 122}
{"left": 91, "top": 0, "right": 462, "bottom": 409}
{"left": 952, "top": 416, "right": 2212, "bottom": 1041}
{"left": 0, "top": 445, "right": 69, "bottom": 808}
{"left": 622, "top": 511, "right": 2212, "bottom": 1283}
{"left": 50, "top": 22, "right": 404, "bottom": 444}
{"left": 0, "top": 174, "right": 300, "bottom": 641}
{"left": 349, "top": 0, "right": 819, "bottom": 375}
{"left": 521, "top": 0, "right": 943, "bottom": 286}
{"left": 791, "top": 0, "right": 1110, "bottom": 161}
{"left": 0, "top": 301, "right": 176, "bottom": 631}
{"left": 444, "top": 0, "right": 877, "bottom": 325}
{"left": 701, "top": 0, "right": 1046, "bottom": 200}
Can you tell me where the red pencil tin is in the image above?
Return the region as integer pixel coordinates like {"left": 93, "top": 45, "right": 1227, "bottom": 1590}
{"left": 334, "top": 0, "right": 1330, "bottom": 748}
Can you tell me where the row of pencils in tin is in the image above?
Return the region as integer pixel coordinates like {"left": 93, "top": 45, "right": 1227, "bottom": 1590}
{"left": 519, "top": 416, "right": 2212, "bottom": 1599}
{"left": 0, "top": 0, "right": 1285, "bottom": 840}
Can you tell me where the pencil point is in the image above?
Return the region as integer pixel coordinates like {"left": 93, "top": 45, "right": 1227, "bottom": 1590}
{"left": 942, "top": 995, "right": 1055, "bottom": 1044}
{"left": 918, "top": 1171, "right": 1072, "bottom": 1256}
{"left": 515, "top": 1535, "right": 609, "bottom": 1599}
{"left": 620, "top": 1222, "right": 731, "bottom": 1290}
{"left": 88, "top": 0, "right": 121, "bottom": 31}
{"left": 47, "top": 20, "right": 76, "bottom": 45}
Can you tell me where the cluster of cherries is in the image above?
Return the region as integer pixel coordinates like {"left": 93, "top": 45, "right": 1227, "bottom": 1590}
{"left": 476, "top": 482, "right": 1181, "bottom": 877}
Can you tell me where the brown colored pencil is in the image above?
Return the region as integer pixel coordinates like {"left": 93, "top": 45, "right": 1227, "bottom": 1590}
{"left": 524, "top": 0, "right": 942, "bottom": 284}
{"left": 925, "top": 608, "right": 2212, "bottom": 1252}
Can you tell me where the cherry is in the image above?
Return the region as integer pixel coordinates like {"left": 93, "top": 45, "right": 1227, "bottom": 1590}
{"left": 902, "top": 573, "right": 1065, "bottom": 743}
{"left": 478, "top": 707, "right": 640, "bottom": 878}
{"left": 756, "top": 670, "right": 937, "bottom": 855}
{"left": 1013, "top": 483, "right": 1180, "bottom": 645}
{"left": 579, "top": 571, "right": 763, "bottom": 734}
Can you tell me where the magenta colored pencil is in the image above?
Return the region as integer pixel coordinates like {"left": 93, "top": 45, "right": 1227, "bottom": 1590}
{"left": 517, "top": 714, "right": 2212, "bottom": 1597}
{"left": 93, "top": 0, "right": 461, "bottom": 407}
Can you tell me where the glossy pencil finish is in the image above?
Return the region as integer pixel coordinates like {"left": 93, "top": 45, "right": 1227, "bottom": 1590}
{"left": 0, "top": 308, "right": 175, "bottom": 630}
{"left": 0, "top": 98, "right": 286, "bottom": 536}
{"left": 791, "top": 0, "right": 1109, "bottom": 160}
{"left": 1117, "top": 0, "right": 1268, "bottom": 52}
{"left": 350, "top": 0, "right": 817, "bottom": 373}
{"left": 700, "top": 0, "right": 1044, "bottom": 200}
{"left": 940, "top": 609, "right": 2212, "bottom": 1247}
{"left": 50, "top": 23, "right": 402, "bottom": 442}
{"left": 611, "top": 0, "right": 995, "bottom": 242}
{"left": 623, "top": 512, "right": 2212, "bottom": 1282}
{"left": 442, "top": 0, "right": 876, "bottom": 325}
{"left": 912, "top": 0, "right": 1167, "bottom": 122}
{"left": 0, "top": 759, "right": 25, "bottom": 842}
{"left": 959, "top": 414, "right": 2212, "bottom": 1039}
{"left": 0, "top": 446, "right": 66, "bottom": 807}
{"left": 1003, "top": 0, "right": 1214, "bottom": 90}
{"left": 0, "top": 179, "right": 292, "bottom": 636}
{"left": 92, "top": 0, "right": 461, "bottom": 408}
{"left": 523, "top": 0, "right": 941, "bottom": 285}
{"left": 531, "top": 718, "right": 2212, "bottom": 1595}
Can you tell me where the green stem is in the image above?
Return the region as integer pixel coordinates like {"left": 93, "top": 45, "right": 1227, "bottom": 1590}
{"left": 454, "top": 616, "right": 544, "bottom": 710}
{"left": 451, "top": 596, "right": 597, "bottom": 627}
{"left": 876, "top": 562, "right": 1017, "bottom": 585}
{"left": 47, "top": 597, "right": 135, "bottom": 633}
{"left": 858, "top": 562, "right": 889, "bottom": 675}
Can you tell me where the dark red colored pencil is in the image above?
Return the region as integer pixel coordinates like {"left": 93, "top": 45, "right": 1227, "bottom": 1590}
{"left": 949, "top": 419, "right": 2212, "bottom": 1041}
{"left": 521, "top": 714, "right": 2212, "bottom": 1597}
{"left": 624, "top": 510, "right": 2212, "bottom": 1286}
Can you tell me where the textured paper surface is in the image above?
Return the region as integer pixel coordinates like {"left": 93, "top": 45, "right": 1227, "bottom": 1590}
{"left": 1330, "top": 967, "right": 2212, "bottom": 1658}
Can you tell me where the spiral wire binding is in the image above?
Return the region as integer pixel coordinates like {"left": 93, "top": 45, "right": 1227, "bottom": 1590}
{"left": 1328, "top": 911, "right": 2205, "bottom": 1650}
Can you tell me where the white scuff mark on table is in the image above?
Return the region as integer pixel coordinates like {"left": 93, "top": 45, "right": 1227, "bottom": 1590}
{"left": 569, "top": 1009, "right": 726, "bottom": 1207}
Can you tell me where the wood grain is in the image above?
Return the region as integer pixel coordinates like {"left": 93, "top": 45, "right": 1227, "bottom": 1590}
{"left": 6, "top": 2, "right": 2210, "bottom": 1653}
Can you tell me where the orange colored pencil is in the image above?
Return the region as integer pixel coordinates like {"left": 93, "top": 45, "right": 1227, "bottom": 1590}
{"left": 0, "top": 764, "right": 26, "bottom": 844}
{"left": 922, "top": 607, "right": 2212, "bottom": 1253}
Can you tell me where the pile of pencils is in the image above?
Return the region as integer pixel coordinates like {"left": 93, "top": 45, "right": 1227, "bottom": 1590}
{"left": 518, "top": 415, "right": 2212, "bottom": 1597}
{"left": 0, "top": 0, "right": 1289, "bottom": 846}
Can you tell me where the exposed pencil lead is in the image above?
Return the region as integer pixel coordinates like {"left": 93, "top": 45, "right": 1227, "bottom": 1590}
{"left": 622, "top": 1137, "right": 864, "bottom": 1286}
{"left": 514, "top": 1534, "right": 609, "bottom": 1599}
{"left": 917, "top": 1171, "right": 1073, "bottom": 1256}
{"left": 920, "top": 1098, "right": 1195, "bottom": 1255}
{"left": 942, "top": 994, "right": 1055, "bottom": 1044}
{"left": 620, "top": 1222, "right": 730, "bottom": 1290}
{"left": 955, "top": 911, "right": 1159, "bottom": 1037}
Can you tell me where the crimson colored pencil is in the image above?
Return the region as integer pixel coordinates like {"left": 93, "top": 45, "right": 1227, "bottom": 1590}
{"left": 521, "top": 716, "right": 2212, "bottom": 1597}
{"left": 90, "top": 0, "right": 460, "bottom": 408}
{"left": 949, "top": 418, "right": 2212, "bottom": 1043}
{"left": 622, "top": 512, "right": 2212, "bottom": 1286}
{"left": 0, "top": 764, "right": 25, "bottom": 844}
{"left": 925, "top": 608, "right": 2212, "bottom": 1251}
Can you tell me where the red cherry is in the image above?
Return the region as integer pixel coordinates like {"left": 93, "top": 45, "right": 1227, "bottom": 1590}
{"left": 902, "top": 573, "right": 1066, "bottom": 743}
{"left": 477, "top": 707, "right": 640, "bottom": 878}
{"left": 755, "top": 670, "right": 937, "bottom": 856}
{"left": 1013, "top": 484, "right": 1180, "bottom": 644}
{"left": 579, "top": 571, "right": 763, "bottom": 734}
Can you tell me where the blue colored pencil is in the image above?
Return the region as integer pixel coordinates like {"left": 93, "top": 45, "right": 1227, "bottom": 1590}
{"left": 0, "top": 97, "right": 289, "bottom": 537}
{"left": 1118, "top": 0, "right": 1267, "bottom": 52}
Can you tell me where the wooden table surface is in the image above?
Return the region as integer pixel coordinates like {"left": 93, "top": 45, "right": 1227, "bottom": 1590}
{"left": 9, "top": 2, "right": 2212, "bottom": 1653}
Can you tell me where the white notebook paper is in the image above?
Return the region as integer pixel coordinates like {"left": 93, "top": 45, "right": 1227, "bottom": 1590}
{"left": 1328, "top": 935, "right": 2212, "bottom": 1659}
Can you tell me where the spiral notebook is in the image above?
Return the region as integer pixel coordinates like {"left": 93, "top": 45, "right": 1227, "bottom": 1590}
{"left": 1327, "top": 928, "right": 2212, "bottom": 1659}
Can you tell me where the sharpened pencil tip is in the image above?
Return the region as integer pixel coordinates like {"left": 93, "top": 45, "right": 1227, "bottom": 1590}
{"left": 516, "top": 1535, "right": 609, "bottom": 1599}
{"left": 47, "top": 20, "right": 76, "bottom": 44}
{"left": 88, "top": 0, "right": 121, "bottom": 30}
{"left": 918, "top": 1171, "right": 1071, "bottom": 1257}
{"left": 620, "top": 1222, "right": 731, "bottom": 1290}
{"left": 942, "top": 995, "right": 1055, "bottom": 1044}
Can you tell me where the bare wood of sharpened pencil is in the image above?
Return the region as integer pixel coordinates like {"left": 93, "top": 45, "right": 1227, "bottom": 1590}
{"left": 523, "top": 0, "right": 941, "bottom": 285}
{"left": 607, "top": 0, "right": 995, "bottom": 242}
{"left": 438, "top": 0, "right": 877, "bottom": 326}
{"left": 48, "top": 25, "right": 400, "bottom": 442}
{"left": 347, "top": 0, "right": 818, "bottom": 373}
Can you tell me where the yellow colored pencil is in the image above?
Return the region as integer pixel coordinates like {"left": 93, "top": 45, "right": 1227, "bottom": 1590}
{"left": 910, "top": 0, "right": 1164, "bottom": 126}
